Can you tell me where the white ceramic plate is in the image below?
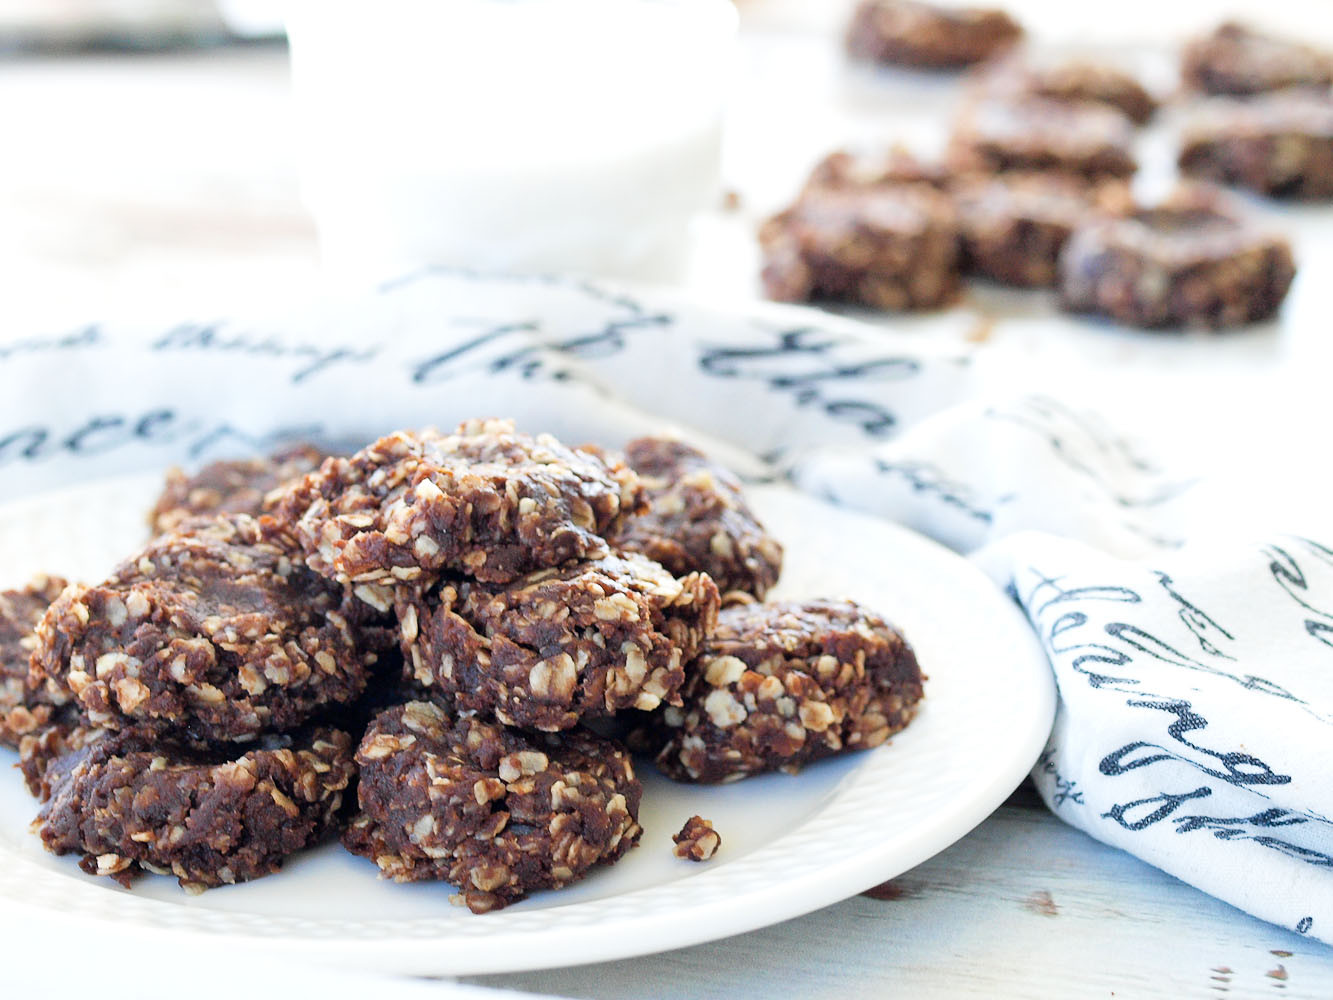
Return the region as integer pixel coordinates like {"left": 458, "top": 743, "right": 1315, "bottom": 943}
{"left": 0, "top": 473, "right": 1054, "bottom": 977}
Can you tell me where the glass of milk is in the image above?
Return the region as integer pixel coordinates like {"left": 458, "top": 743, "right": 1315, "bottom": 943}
{"left": 285, "top": 0, "right": 737, "bottom": 285}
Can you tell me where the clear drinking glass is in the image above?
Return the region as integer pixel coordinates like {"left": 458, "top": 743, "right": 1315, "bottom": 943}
{"left": 285, "top": 0, "right": 738, "bottom": 284}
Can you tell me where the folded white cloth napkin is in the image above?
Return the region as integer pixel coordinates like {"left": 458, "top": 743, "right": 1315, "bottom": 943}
{"left": 2, "top": 269, "right": 1329, "bottom": 947}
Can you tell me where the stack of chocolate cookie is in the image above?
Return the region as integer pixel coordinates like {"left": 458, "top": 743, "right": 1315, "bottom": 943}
{"left": 4, "top": 420, "right": 926, "bottom": 913}
{"left": 14, "top": 510, "right": 370, "bottom": 893}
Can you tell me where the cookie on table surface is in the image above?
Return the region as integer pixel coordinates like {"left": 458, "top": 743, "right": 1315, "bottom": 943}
{"left": 804, "top": 147, "right": 949, "bottom": 193}
{"left": 952, "top": 172, "right": 1132, "bottom": 287}
{"left": 948, "top": 97, "right": 1137, "bottom": 180}
{"left": 759, "top": 183, "right": 961, "bottom": 310}
{"left": 399, "top": 551, "right": 718, "bottom": 732}
{"left": 35, "top": 726, "right": 354, "bottom": 892}
{"left": 971, "top": 51, "right": 1157, "bottom": 124}
{"left": 1182, "top": 22, "right": 1333, "bottom": 96}
{"left": 614, "top": 437, "right": 783, "bottom": 600}
{"left": 652, "top": 599, "right": 925, "bottom": 784}
{"left": 276, "top": 420, "right": 644, "bottom": 598}
{"left": 845, "top": 0, "right": 1022, "bottom": 70}
{"left": 29, "top": 513, "right": 378, "bottom": 741}
{"left": 1178, "top": 91, "right": 1333, "bottom": 200}
{"left": 344, "top": 702, "right": 642, "bottom": 913}
{"left": 0, "top": 574, "right": 69, "bottom": 749}
{"left": 149, "top": 442, "right": 329, "bottom": 536}
{"left": 1057, "top": 190, "right": 1296, "bottom": 329}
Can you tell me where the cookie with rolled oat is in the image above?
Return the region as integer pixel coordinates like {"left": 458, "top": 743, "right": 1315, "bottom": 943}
{"left": 759, "top": 183, "right": 961, "bottom": 310}
{"left": 149, "top": 443, "right": 329, "bottom": 536}
{"left": 400, "top": 552, "right": 718, "bottom": 732}
{"left": 971, "top": 52, "right": 1157, "bottom": 125}
{"left": 16, "top": 710, "right": 108, "bottom": 799}
{"left": 1058, "top": 189, "right": 1296, "bottom": 329}
{"left": 343, "top": 702, "right": 642, "bottom": 913}
{"left": 29, "top": 513, "right": 377, "bottom": 741}
{"left": 1182, "top": 22, "right": 1333, "bottom": 97}
{"left": 948, "top": 97, "right": 1137, "bottom": 180}
{"left": 0, "top": 575, "right": 69, "bottom": 749}
{"left": 804, "top": 147, "right": 949, "bottom": 193}
{"left": 35, "top": 726, "right": 354, "bottom": 891}
{"left": 653, "top": 600, "right": 924, "bottom": 784}
{"left": 953, "top": 172, "right": 1132, "bottom": 288}
{"left": 845, "top": 0, "right": 1022, "bottom": 70}
{"left": 276, "top": 420, "right": 644, "bottom": 599}
{"left": 1178, "top": 91, "right": 1333, "bottom": 200}
{"left": 613, "top": 438, "right": 782, "bottom": 600}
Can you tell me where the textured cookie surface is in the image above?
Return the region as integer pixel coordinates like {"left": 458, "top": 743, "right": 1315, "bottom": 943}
{"left": 36, "top": 726, "right": 355, "bottom": 891}
{"left": 653, "top": 600, "right": 925, "bottom": 783}
{"left": 277, "top": 419, "right": 643, "bottom": 595}
{"left": 29, "top": 514, "right": 376, "bottom": 740}
{"left": 344, "top": 702, "right": 642, "bottom": 912}
{"left": 400, "top": 552, "right": 718, "bottom": 731}
{"left": 614, "top": 438, "right": 783, "bottom": 599}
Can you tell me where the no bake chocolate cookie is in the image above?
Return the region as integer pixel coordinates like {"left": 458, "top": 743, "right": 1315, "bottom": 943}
{"left": 35, "top": 726, "right": 354, "bottom": 891}
{"left": 29, "top": 513, "right": 377, "bottom": 741}
{"left": 948, "top": 97, "right": 1137, "bottom": 180}
{"left": 845, "top": 0, "right": 1022, "bottom": 69}
{"left": 277, "top": 420, "right": 643, "bottom": 596}
{"left": 399, "top": 552, "right": 719, "bottom": 731}
{"left": 1057, "top": 191, "right": 1296, "bottom": 329}
{"left": 343, "top": 702, "right": 642, "bottom": 913}
{"left": 804, "top": 148, "right": 949, "bottom": 193}
{"left": 0, "top": 575, "right": 69, "bottom": 748}
{"left": 653, "top": 600, "right": 924, "bottom": 784}
{"left": 1178, "top": 91, "right": 1333, "bottom": 200}
{"left": 972, "top": 52, "right": 1157, "bottom": 124}
{"left": 149, "top": 443, "right": 328, "bottom": 536}
{"left": 1182, "top": 22, "right": 1333, "bottom": 96}
{"left": 759, "top": 183, "right": 961, "bottom": 309}
{"left": 953, "top": 172, "right": 1132, "bottom": 287}
{"left": 614, "top": 438, "right": 783, "bottom": 600}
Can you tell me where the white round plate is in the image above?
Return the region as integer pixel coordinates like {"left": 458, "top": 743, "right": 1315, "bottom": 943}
{"left": 0, "top": 474, "right": 1054, "bottom": 977}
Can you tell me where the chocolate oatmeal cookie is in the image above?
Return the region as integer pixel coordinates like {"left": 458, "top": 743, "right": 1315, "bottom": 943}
{"left": 29, "top": 513, "right": 377, "bottom": 741}
{"left": 1178, "top": 91, "right": 1333, "bottom": 200}
{"left": 1058, "top": 191, "right": 1296, "bottom": 329}
{"left": 614, "top": 438, "right": 783, "bottom": 599}
{"left": 344, "top": 702, "right": 642, "bottom": 913}
{"left": 400, "top": 552, "right": 718, "bottom": 731}
{"left": 277, "top": 420, "right": 643, "bottom": 597}
{"left": 953, "top": 172, "right": 1132, "bottom": 287}
{"left": 1182, "top": 22, "right": 1333, "bottom": 96}
{"left": 149, "top": 443, "right": 329, "bottom": 536}
{"left": 0, "top": 575, "right": 69, "bottom": 748}
{"left": 36, "top": 726, "right": 354, "bottom": 891}
{"left": 16, "top": 711, "right": 107, "bottom": 799}
{"left": 653, "top": 600, "right": 924, "bottom": 784}
{"left": 759, "top": 183, "right": 961, "bottom": 309}
{"left": 845, "top": 0, "right": 1022, "bottom": 69}
{"left": 972, "top": 52, "right": 1157, "bottom": 124}
{"left": 804, "top": 148, "right": 949, "bottom": 192}
{"left": 948, "top": 98, "right": 1137, "bottom": 180}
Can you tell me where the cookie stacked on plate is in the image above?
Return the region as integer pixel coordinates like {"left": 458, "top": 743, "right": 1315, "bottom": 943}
{"left": 7, "top": 419, "right": 926, "bottom": 912}
{"left": 17, "top": 503, "right": 372, "bottom": 892}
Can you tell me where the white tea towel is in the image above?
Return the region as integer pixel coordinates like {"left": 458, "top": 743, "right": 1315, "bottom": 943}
{"left": 1, "top": 268, "right": 1329, "bottom": 945}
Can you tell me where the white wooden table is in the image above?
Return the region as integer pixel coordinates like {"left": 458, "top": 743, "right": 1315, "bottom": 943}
{"left": 2, "top": 12, "right": 1332, "bottom": 996}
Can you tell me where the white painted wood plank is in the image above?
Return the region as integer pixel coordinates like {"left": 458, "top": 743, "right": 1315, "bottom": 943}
{"left": 471, "top": 805, "right": 1332, "bottom": 999}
